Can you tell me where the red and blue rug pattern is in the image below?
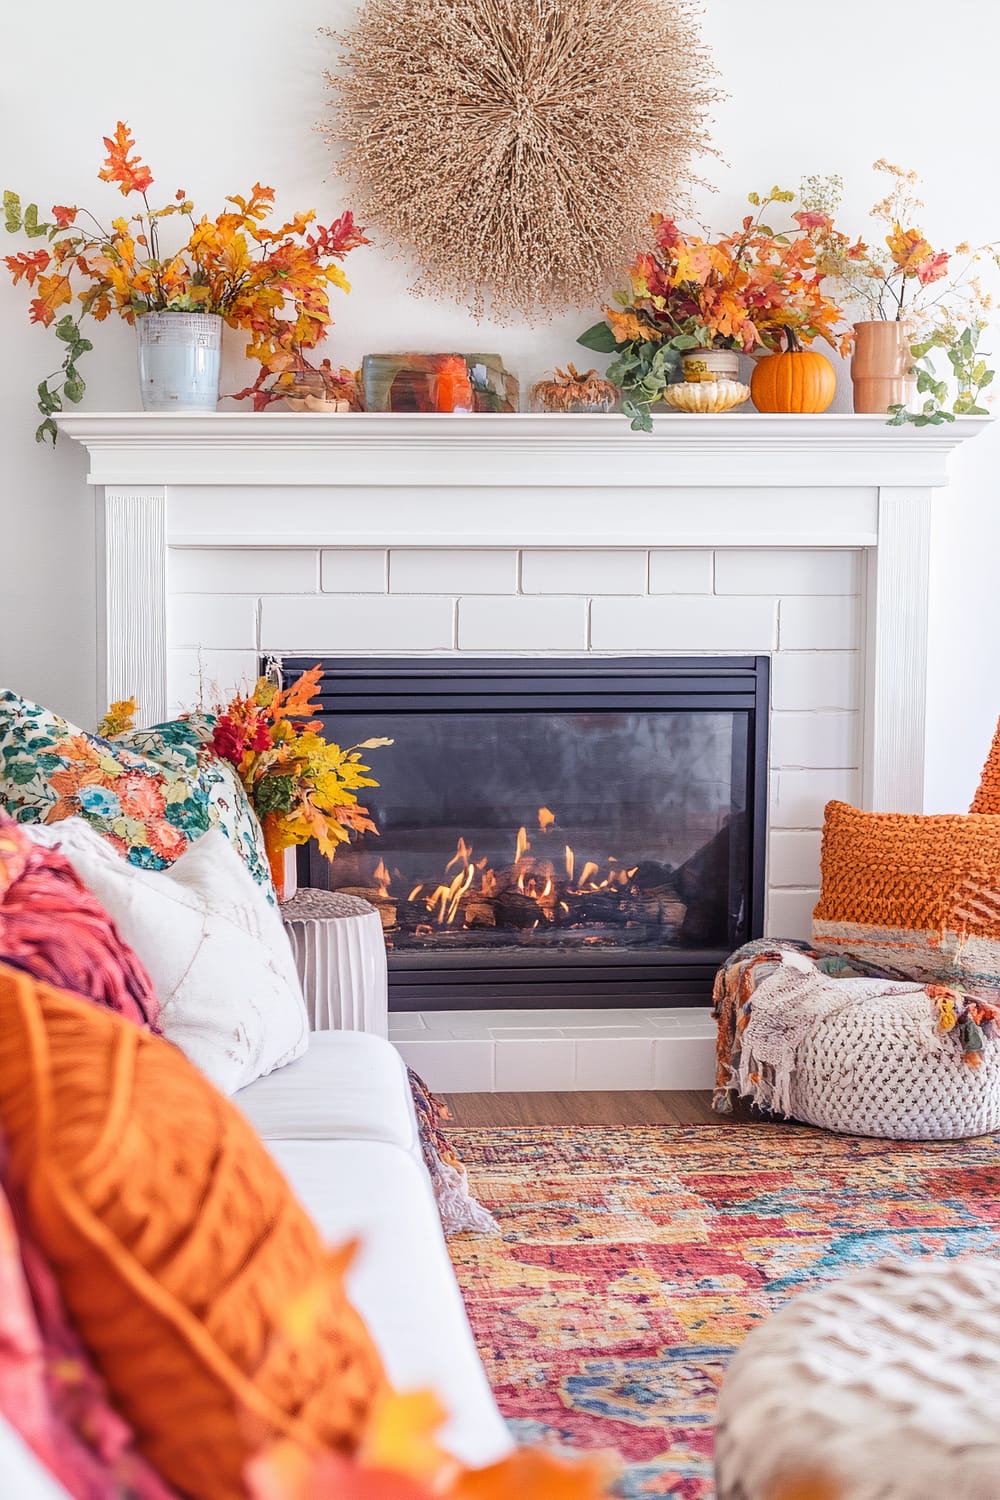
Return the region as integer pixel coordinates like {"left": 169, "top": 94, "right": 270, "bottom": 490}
{"left": 446, "top": 1123, "right": 1000, "bottom": 1497}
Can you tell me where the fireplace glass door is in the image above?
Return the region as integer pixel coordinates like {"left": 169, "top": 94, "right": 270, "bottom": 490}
{"left": 287, "top": 658, "right": 768, "bottom": 1008}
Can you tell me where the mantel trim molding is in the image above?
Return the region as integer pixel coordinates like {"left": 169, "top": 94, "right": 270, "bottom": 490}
{"left": 57, "top": 411, "right": 991, "bottom": 489}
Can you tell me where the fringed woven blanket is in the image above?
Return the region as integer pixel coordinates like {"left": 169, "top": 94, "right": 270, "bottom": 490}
{"left": 408, "top": 1069, "right": 498, "bottom": 1237}
{"left": 712, "top": 939, "right": 1000, "bottom": 1118}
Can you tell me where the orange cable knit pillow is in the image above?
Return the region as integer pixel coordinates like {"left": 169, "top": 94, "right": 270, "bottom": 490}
{"left": 971, "top": 717, "right": 1000, "bottom": 814}
{"left": 0, "top": 961, "right": 385, "bottom": 1500}
{"left": 812, "top": 800, "right": 1000, "bottom": 996}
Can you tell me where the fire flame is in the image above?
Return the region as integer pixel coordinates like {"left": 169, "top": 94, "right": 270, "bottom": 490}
{"left": 374, "top": 858, "right": 391, "bottom": 898}
{"left": 401, "top": 801, "right": 646, "bottom": 933}
{"left": 446, "top": 837, "right": 473, "bottom": 873}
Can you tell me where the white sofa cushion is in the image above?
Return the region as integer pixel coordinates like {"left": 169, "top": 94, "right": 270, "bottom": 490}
{"left": 267, "top": 1136, "right": 513, "bottom": 1471}
{"left": 25, "top": 819, "right": 308, "bottom": 1095}
{"left": 0, "top": 1416, "right": 73, "bottom": 1499}
{"left": 236, "top": 1031, "right": 419, "bottom": 1156}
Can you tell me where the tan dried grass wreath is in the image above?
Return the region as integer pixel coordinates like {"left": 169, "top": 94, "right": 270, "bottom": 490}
{"left": 324, "top": 0, "right": 718, "bottom": 321}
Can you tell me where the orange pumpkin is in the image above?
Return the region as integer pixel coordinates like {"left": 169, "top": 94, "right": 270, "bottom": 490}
{"left": 751, "top": 349, "right": 836, "bottom": 413}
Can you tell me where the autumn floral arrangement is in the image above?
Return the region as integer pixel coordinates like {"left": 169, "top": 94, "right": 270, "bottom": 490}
{"left": 800, "top": 163, "right": 1000, "bottom": 425}
{"left": 579, "top": 186, "right": 851, "bottom": 429}
{"left": 203, "top": 667, "right": 390, "bottom": 881}
{"left": 3, "top": 122, "right": 368, "bottom": 442}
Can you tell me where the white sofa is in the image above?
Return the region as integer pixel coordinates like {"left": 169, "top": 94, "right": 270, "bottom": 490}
{"left": 2, "top": 1029, "right": 512, "bottom": 1495}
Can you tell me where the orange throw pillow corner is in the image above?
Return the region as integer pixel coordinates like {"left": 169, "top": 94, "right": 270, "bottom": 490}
{"left": 0, "top": 960, "right": 384, "bottom": 1500}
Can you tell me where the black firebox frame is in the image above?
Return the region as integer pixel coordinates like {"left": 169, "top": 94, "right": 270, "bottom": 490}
{"left": 278, "top": 656, "right": 769, "bottom": 1011}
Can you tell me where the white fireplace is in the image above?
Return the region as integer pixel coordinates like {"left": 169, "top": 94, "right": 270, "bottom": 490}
{"left": 59, "top": 410, "right": 988, "bottom": 1090}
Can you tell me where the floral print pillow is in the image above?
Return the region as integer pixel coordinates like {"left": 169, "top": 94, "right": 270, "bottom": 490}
{"left": 0, "top": 692, "right": 272, "bottom": 895}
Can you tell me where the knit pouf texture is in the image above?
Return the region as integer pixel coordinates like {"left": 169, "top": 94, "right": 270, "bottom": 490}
{"left": 971, "top": 715, "right": 1000, "bottom": 814}
{"left": 787, "top": 990, "right": 1000, "bottom": 1139}
{"left": 715, "top": 1257, "right": 1000, "bottom": 1500}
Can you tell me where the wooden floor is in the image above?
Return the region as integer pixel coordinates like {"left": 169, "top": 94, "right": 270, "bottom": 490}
{"left": 442, "top": 1089, "right": 724, "bottom": 1126}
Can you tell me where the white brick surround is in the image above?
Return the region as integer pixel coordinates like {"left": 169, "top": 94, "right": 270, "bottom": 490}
{"left": 165, "top": 540, "right": 863, "bottom": 941}
{"left": 58, "top": 411, "right": 989, "bottom": 1089}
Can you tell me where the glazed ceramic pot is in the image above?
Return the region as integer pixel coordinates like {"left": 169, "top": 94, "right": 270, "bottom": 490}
{"left": 851, "top": 321, "right": 914, "bottom": 414}
{"left": 680, "top": 348, "right": 741, "bottom": 384}
{"left": 136, "top": 311, "right": 222, "bottom": 412}
{"left": 661, "top": 379, "right": 750, "bottom": 413}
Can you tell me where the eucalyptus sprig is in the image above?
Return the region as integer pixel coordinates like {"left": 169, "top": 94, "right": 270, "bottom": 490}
{"left": 578, "top": 319, "right": 703, "bottom": 432}
{"left": 887, "top": 324, "right": 993, "bottom": 427}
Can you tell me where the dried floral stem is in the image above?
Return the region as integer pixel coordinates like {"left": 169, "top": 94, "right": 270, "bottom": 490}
{"left": 324, "top": 0, "right": 718, "bottom": 321}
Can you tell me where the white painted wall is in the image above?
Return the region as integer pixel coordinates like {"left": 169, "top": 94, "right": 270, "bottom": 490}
{"left": 1, "top": 0, "right": 997, "bottom": 807}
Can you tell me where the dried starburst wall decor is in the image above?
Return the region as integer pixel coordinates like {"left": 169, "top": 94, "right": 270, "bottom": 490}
{"left": 323, "top": 0, "right": 718, "bottom": 322}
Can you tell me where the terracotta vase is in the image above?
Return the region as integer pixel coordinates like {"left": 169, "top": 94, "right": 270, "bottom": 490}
{"left": 263, "top": 816, "right": 297, "bottom": 903}
{"left": 851, "top": 321, "right": 914, "bottom": 414}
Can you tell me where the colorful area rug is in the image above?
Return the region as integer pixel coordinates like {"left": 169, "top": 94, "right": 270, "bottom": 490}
{"left": 445, "top": 1123, "right": 1000, "bottom": 1498}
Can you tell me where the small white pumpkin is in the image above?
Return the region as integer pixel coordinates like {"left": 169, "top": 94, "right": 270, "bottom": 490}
{"left": 661, "top": 379, "right": 750, "bottom": 413}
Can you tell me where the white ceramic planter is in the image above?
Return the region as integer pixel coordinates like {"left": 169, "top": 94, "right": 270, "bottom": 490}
{"left": 137, "top": 311, "right": 222, "bottom": 411}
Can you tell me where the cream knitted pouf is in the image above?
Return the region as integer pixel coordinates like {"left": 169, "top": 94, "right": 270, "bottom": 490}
{"left": 715, "top": 1258, "right": 1000, "bottom": 1500}
{"left": 786, "top": 993, "right": 1000, "bottom": 1140}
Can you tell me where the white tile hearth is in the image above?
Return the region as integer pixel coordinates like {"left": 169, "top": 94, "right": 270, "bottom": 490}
{"left": 389, "top": 1008, "right": 717, "bottom": 1093}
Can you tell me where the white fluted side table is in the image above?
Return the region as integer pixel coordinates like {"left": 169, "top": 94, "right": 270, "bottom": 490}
{"left": 280, "top": 889, "right": 389, "bottom": 1038}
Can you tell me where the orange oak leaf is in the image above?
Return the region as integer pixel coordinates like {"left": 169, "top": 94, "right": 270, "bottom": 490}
{"left": 360, "top": 1390, "right": 453, "bottom": 1486}
{"left": 51, "top": 205, "right": 77, "bottom": 227}
{"left": 5, "top": 249, "right": 50, "bottom": 286}
{"left": 28, "top": 271, "right": 72, "bottom": 325}
{"left": 98, "top": 121, "right": 154, "bottom": 196}
{"left": 272, "top": 663, "right": 324, "bottom": 720}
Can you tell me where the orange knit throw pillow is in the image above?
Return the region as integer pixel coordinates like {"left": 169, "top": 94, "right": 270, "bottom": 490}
{"left": 971, "top": 717, "right": 1000, "bottom": 814}
{"left": 812, "top": 800, "right": 1000, "bottom": 995}
{"left": 0, "top": 961, "right": 385, "bottom": 1500}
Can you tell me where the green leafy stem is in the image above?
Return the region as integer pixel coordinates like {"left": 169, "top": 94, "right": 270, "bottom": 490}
{"left": 887, "top": 324, "right": 993, "bottom": 428}
{"left": 5, "top": 191, "right": 93, "bottom": 444}
{"left": 34, "top": 315, "right": 94, "bottom": 446}
{"left": 578, "top": 320, "right": 709, "bottom": 432}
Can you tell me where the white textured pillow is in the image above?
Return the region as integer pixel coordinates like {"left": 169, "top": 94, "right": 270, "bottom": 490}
{"left": 25, "top": 819, "right": 309, "bottom": 1094}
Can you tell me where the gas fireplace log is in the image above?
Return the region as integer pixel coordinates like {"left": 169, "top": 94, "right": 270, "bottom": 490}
{"left": 571, "top": 891, "right": 630, "bottom": 924}
{"left": 494, "top": 890, "right": 544, "bottom": 929}
{"left": 619, "top": 893, "right": 665, "bottom": 924}
{"left": 394, "top": 899, "right": 430, "bottom": 930}
{"left": 336, "top": 887, "right": 398, "bottom": 930}
{"left": 462, "top": 898, "right": 498, "bottom": 928}
{"left": 632, "top": 885, "right": 688, "bottom": 926}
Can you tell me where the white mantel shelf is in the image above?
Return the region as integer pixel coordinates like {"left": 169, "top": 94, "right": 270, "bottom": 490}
{"left": 57, "top": 411, "right": 991, "bottom": 492}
